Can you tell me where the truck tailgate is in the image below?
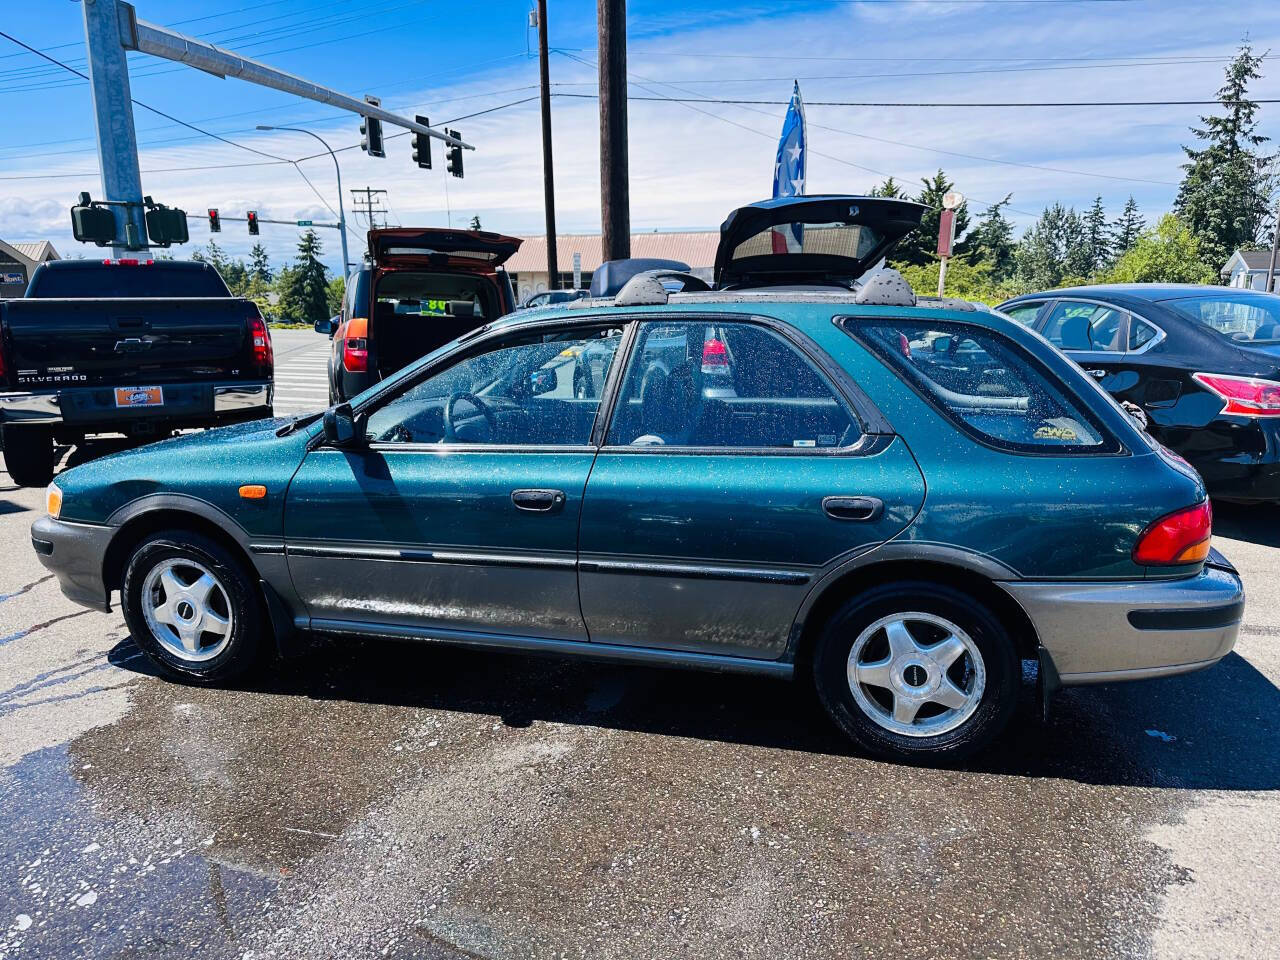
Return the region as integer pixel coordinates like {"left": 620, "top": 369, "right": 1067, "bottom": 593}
{"left": 4, "top": 298, "right": 253, "bottom": 388}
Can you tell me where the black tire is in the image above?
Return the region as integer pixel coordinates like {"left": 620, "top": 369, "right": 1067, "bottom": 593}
{"left": 1, "top": 426, "right": 55, "bottom": 487}
{"left": 121, "top": 530, "right": 266, "bottom": 685}
{"left": 812, "top": 581, "right": 1019, "bottom": 763}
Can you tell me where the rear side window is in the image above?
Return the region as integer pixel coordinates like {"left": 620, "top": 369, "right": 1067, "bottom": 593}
{"left": 1042, "top": 300, "right": 1126, "bottom": 352}
{"left": 606, "top": 320, "right": 859, "bottom": 449}
{"left": 851, "top": 320, "right": 1116, "bottom": 454}
{"left": 1002, "top": 302, "right": 1043, "bottom": 327}
{"left": 28, "top": 264, "right": 229, "bottom": 298}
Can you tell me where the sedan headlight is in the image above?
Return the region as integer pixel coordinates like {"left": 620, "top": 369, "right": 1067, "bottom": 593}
{"left": 46, "top": 482, "right": 62, "bottom": 519}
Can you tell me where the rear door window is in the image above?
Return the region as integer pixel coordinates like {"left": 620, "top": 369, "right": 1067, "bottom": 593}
{"left": 1002, "top": 302, "right": 1044, "bottom": 327}
{"left": 1042, "top": 300, "right": 1127, "bottom": 352}
{"left": 851, "top": 320, "right": 1116, "bottom": 453}
{"left": 605, "top": 320, "right": 859, "bottom": 449}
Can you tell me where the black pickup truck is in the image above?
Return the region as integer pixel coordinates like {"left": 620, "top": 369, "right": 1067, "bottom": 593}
{"left": 0, "top": 258, "right": 273, "bottom": 486}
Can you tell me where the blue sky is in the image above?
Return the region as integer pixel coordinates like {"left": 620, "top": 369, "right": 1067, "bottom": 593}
{"left": 2, "top": 0, "right": 1278, "bottom": 273}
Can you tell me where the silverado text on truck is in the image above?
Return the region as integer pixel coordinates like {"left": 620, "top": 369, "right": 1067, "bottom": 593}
{"left": 0, "top": 258, "right": 273, "bottom": 486}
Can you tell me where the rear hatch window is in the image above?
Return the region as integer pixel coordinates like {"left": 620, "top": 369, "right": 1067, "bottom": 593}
{"left": 850, "top": 320, "right": 1118, "bottom": 454}
{"left": 368, "top": 228, "right": 521, "bottom": 271}
{"left": 714, "top": 196, "right": 925, "bottom": 288}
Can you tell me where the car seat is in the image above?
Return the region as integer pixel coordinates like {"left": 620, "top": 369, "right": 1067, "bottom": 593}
{"left": 632, "top": 359, "right": 704, "bottom": 445}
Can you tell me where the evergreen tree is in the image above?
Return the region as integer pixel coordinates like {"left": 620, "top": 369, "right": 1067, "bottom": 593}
{"left": 1112, "top": 196, "right": 1145, "bottom": 257}
{"left": 868, "top": 176, "right": 907, "bottom": 199}
{"left": 249, "top": 243, "right": 272, "bottom": 285}
{"left": 276, "top": 230, "right": 330, "bottom": 322}
{"left": 469, "top": 215, "right": 483, "bottom": 230}
{"left": 1082, "top": 196, "right": 1112, "bottom": 275}
{"left": 893, "top": 169, "right": 970, "bottom": 267}
{"left": 1103, "top": 214, "right": 1217, "bottom": 284}
{"left": 963, "top": 195, "right": 1017, "bottom": 281}
{"left": 1174, "top": 44, "right": 1276, "bottom": 268}
{"left": 1015, "top": 203, "right": 1091, "bottom": 290}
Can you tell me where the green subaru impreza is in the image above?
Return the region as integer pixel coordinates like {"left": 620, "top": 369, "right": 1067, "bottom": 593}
{"left": 30, "top": 197, "right": 1243, "bottom": 763}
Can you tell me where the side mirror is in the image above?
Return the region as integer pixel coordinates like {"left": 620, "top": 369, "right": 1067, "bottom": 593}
{"left": 315, "top": 315, "right": 338, "bottom": 337}
{"left": 529, "top": 367, "right": 558, "bottom": 396}
{"left": 323, "top": 402, "right": 365, "bottom": 447}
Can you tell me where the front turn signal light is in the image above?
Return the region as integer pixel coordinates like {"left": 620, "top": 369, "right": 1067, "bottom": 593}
{"left": 238, "top": 484, "right": 267, "bottom": 500}
{"left": 1132, "top": 500, "right": 1212, "bottom": 566}
{"left": 46, "top": 482, "right": 63, "bottom": 519}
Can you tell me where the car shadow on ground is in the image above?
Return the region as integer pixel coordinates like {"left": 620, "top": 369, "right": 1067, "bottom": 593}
{"left": 108, "top": 630, "right": 1280, "bottom": 792}
{"left": 1212, "top": 499, "right": 1280, "bottom": 548}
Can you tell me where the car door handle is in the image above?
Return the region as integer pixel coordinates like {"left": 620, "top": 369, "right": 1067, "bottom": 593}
{"left": 822, "top": 496, "right": 884, "bottom": 522}
{"left": 1086, "top": 369, "right": 1107, "bottom": 379}
{"left": 511, "top": 489, "right": 566, "bottom": 512}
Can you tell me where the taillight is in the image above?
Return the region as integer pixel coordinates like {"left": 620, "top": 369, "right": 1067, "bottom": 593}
{"left": 1132, "top": 500, "right": 1212, "bottom": 566}
{"left": 701, "top": 338, "right": 728, "bottom": 373}
{"left": 898, "top": 332, "right": 912, "bottom": 358}
{"left": 343, "top": 315, "right": 368, "bottom": 373}
{"left": 248, "top": 314, "right": 273, "bottom": 371}
{"left": 1192, "top": 372, "right": 1280, "bottom": 417}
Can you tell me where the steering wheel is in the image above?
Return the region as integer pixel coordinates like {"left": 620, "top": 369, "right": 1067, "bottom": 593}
{"left": 443, "top": 391, "right": 499, "bottom": 442}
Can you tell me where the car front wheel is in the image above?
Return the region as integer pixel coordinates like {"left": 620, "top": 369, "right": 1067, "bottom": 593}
{"left": 812, "top": 581, "right": 1019, "bottom": 763}
{"left": 121, "top": 530, "right": 265, "bottom": 684}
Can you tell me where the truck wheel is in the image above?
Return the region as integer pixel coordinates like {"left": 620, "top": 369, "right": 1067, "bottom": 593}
{"left": 1, "top": 426, "right": 56, "bottom": 487}
{"left": 812, "top": 581, "right": 1019, "bottom": 763}
{"left": 121, "top": 530, "right": 266, "bottom": 685}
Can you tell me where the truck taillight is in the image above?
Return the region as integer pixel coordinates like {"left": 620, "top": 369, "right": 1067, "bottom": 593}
{"left": 343, "top": 316, "right": 368, "bottom": 373}
{"left": 1132, "top": 501, "right": 1212, "bottom": 567}
{"left": 248, "top": 314, "right": 273, "bottom": 370}
{"left": 101, "top": 258, "right": 153, "bottom": 266}
{"left": 701, "top": 338, "right": 728, "bottom": 373}
{"left": 1192, "top": 372, "right": 1280, "bottom": 417}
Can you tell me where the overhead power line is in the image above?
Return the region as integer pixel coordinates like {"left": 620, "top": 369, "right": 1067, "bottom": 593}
{"left": 555, "top": 92, "right": 1280, "bottom": 109}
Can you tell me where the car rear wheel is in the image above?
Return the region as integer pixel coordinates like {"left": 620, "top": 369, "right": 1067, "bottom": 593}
{"left": 121, "top": 530, "right": 265, "bottom": 684}
{"left": 1, "top": 426, "right": 56, "bottom": 487}
{"left": 812, "top": 582, "right": 1018, "bottom": 762}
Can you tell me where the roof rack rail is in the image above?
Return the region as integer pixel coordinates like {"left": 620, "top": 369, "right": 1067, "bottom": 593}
{"left": 613, "top": 269, "right": 712, "bottom": 307}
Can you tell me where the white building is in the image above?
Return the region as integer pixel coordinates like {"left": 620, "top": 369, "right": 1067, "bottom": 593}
{"left": 1222, "top": 249, "right": 1279, "bottom": 292}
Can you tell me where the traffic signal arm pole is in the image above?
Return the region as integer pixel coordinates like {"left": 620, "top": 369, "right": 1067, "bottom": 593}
{"left": 117, "top": 3, "right": 473, "bottom": 149}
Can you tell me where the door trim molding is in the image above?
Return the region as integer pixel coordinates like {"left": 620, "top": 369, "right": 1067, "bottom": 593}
{"left": 286, "top": 542, "right": 577, "bottom": 569}
{"left": 578, "top": 556, "right": 813, "bottom": 585}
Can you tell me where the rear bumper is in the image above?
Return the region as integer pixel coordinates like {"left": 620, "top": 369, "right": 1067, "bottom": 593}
{"left": 30, "top": 514, "right": 115, "bottom": 612}
{"left": 0, "top": 381, "right": 272, "bottom": 428}
{"left": 1002, "top": 554, "right": 1244, "bottom": 685}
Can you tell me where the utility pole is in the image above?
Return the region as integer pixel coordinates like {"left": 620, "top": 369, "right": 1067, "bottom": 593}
{"left": 351, "top": 187, "right": 389, "bottom": 231}
{"left": 598, "top": 0, "right": 630, "bottom": 261}
{"left": 536, "top": 0, "right": 559, "bottom": 289}
{"left": 82, "top": 0, "right": 147, "bottom": 255}
{"left": 1267, "top": 199, "right": 1280, "bottom": 294}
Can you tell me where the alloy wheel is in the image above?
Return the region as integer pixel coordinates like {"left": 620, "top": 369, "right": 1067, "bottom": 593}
{"left": 846, "top": 611, "right": 986, "bottom": 738}
{"left": 141, "top": 558, "right": 235, "bottom": 663}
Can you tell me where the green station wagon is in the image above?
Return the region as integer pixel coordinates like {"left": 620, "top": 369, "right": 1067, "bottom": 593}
{"left": 30, "top": 197, "right": 1244, "bottom": 762}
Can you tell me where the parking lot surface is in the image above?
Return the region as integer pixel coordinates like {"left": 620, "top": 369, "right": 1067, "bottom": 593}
{"left": 2, "top": 339, "right": 1277, "bottom": 959}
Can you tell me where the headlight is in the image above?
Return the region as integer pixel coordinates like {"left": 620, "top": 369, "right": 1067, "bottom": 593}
{"left": 46, "top": 482, "right": 62, "bottom": 519}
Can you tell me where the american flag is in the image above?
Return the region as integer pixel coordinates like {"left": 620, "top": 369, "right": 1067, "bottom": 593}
{"left": 772, "top": 81, "right": 806, "bottom": 253}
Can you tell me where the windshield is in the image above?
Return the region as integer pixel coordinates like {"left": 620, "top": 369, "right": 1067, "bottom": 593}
{"left": 1164, "top": 294, "right": 1280, "bottom": 344}
{"left": 730, "top": 222, "right": 882, "bottom": 261}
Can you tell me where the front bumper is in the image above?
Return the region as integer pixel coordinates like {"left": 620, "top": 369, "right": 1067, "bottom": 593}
{"left": 1002, "top": 553, "right": 1244, "bottom": 684}
{"left": 0, "top": 381, "right": 272, "bottom": 427}
{"left": 30, "top": 515, "right": 115, "bottom": 612}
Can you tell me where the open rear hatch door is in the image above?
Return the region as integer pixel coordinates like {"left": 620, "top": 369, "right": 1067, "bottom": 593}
{"left": 714, "top": 195, "right": 926, "bottom": 289}
{"left": 369, "top": 228, "right": 522, "bottom": 272}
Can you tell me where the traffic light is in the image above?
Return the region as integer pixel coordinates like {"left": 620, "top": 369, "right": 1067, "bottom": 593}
{"left": 247, "top": 210, "right": 259, "bottom": 235}
{"left": 412, "top": 115, "right": 432, "bottom": 170}
{"left": 445, "top": 128, "right": 463, "bottom": 179}
{"left": 208, "top": 208, "right": 221, "bottom": 232}
{"left": 144, "top": 201, "right": 189, "bottom": 247}
{"left": 360, "top": 95, "right": 385, "bottom": 157}
{"left": 70, "top": 192, "right": 116, "bottom": 246}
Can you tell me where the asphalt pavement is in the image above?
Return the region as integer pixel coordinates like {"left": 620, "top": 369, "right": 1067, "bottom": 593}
{"left": 1, "top": 340, "right": 1277, "bottom": 958}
